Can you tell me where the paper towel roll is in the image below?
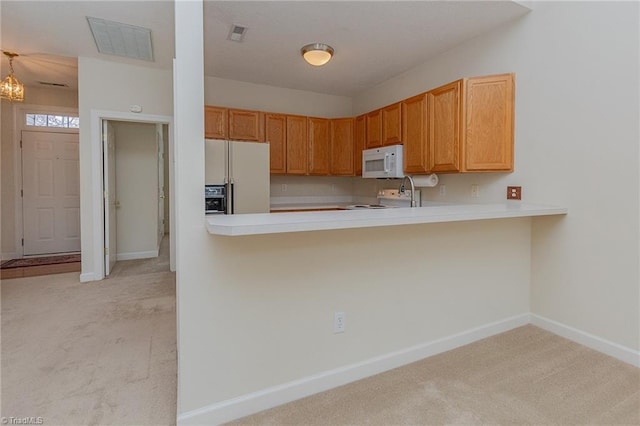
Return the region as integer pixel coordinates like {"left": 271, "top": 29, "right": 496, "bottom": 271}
{"left": 412, "top": 174, "right": 439, "bottom": 187}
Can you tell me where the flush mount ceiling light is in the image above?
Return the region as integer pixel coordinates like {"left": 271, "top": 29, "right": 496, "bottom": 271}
{"left": 0, "top": 51, "right": 24, "bottom": 102}
{"left": 87, "top": 17, "right": 154, "bottom": 61}
{"left": 301, "top": 43, "right": 334, "bottom": 66}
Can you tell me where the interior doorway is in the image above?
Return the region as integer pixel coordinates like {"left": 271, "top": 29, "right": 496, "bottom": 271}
{"left": 101, "top": 119, "right": 171, "bottom": 277}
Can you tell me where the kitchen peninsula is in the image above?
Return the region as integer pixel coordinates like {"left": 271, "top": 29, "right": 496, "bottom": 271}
{"left": 206, "top": 203, "right": 567, "bottom": 236}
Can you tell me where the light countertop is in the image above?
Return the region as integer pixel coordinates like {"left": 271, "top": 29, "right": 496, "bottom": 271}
{"left": 206, "top": 203, "right": 567, "bottom": 236}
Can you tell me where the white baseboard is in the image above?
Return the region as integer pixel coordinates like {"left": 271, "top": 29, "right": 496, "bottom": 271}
{"left": 116, "top": 250, "right": 158, "bottom": 261}
{"left": 79, "top": 272, "right": 97, "bottom": 283}
{"left": 1, "top": 252, "right": 17, "bottom": 261}
{"left": 531, "top": 314, "right": 640, "bottom": 368}
{"left": 177, "top": 313, "right": 530, "bottom": 425}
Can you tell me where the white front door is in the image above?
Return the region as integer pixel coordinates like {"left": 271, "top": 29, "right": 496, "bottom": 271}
{"left": 103, "top": 121, "right": 117, "bottom": 276}
{"left": 22, "top": 131, "right": 80, "bottom": 255}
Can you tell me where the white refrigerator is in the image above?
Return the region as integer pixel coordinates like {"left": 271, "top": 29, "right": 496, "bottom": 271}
{"left": 205, "top": 139, "right": 270, "bottom": 214}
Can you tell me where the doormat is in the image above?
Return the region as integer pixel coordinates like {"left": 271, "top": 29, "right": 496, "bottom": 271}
{"left": 1, "top": 254, "right": 81, "bottom": 269}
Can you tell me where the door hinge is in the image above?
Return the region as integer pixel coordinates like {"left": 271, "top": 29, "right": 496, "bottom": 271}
{"left": 21, "top": 238, "right": 24, "bottom": 246}
{"left": 20, "top": 140, "right": 22, "bottom": 148}
{"left": 105, "top": 247, "right": 109, "bottom": 255}
{"left": 104, "top": 190, "right": 108, "bottom": 199}
{"left": 20, "top": 189, "right": 23, "bottom": 197}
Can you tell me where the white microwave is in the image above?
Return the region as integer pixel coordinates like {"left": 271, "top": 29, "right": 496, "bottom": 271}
{"left": 362, "top": 145, "right": 404, "bottom": 178}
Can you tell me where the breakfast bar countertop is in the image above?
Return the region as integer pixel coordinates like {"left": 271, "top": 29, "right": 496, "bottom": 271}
{"left": 206, "top": 203, "right": 568, "bottom": 236}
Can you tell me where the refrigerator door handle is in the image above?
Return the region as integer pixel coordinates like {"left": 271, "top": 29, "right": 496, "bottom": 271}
{"left": 229, "top": 181, "right": 235, "bottom": 215}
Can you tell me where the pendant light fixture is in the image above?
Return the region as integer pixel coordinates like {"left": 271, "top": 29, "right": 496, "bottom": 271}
{"left": 301, "top": 43, "right": 334, "bottom": 66}
{"left": 1, "top": 51, "right": 24, "bottom": 102}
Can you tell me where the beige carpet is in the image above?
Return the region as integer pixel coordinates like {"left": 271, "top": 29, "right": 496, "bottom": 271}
{"left": 2, "top": 237, "right": 639, "bottom": 425}
{"left": 230, "top": 325, "right": 640, "bottom": 425}
{"left": 1, "top": 236, "right": 176, "bottom": 426}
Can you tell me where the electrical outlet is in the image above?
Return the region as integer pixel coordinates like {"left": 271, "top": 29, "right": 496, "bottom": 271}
{"left": 507, "top": 186, "right": 522, "bottom": 200}
{"left": 471, "top": 184, "right": 480, "bottom": 198}
{"left": 333, "top": 312, "right": 345, "bottom": 333}
{"left": 439, "top": 185, "right": 446, "bottom": 196}
{"left": 281, "top": 184, "right": 287, "bottom": 192}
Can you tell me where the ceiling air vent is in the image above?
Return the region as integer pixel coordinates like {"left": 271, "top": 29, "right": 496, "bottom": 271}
{"left": 87, "top": 16, "right": 154, "bottom": 62}
{"left": 38, "top": 81, "right": 69, "bottom": 88}
{"left": 228, "top": 24, "right": 248, "bottom": 42}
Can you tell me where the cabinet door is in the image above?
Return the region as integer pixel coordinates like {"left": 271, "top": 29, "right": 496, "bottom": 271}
{"left": 286, "top": 115, "right": 308, "bottom": 175}
{"left": 228, "top": 109, "right": 264, "bottom": 142}
{"left": 204, "top": 106, "right": 228, "bottom": 139}
{"left": 402, "top": 94, "right": 429, "bottom": 174}
{"left": 366, "top": 109, "right": 382, "bottom": 148}
{"left": 428, "top": 80, "right": 462, "bottom": 173}
{"left": 382, "top": 102, "right": 402, "bottom": 146}
{"left": 464, "top": 74, "right": 514, "bottom": 171}
{"left": 265, "top": 113, "right": 287, "bottom": 174}
{"left": 308, "top": 117, "right": 330, "bottom": 175}
{"left": 330, "top": 118, "right": 354, "bottom": 176}
{"left": 354, "top": 115, "right": 366, "bottom": 176}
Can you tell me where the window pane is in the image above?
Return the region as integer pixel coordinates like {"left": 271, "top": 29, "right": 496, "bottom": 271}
{"left": 26, "top": 114, "right": 35, "bottom": 126}
{"left": 47, "top": 115, "right": 67, "bottom": 128}
{"left": 68, "top": 117, "right": 80, "bottom": 128}
{"left": 34, "top": 114, "right": 47, "bottom": 126}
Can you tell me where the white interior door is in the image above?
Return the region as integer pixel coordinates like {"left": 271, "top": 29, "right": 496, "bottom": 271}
{"left": 157, "top": 125, "right": 165, "bottom": 246}
{"left": 22, "top": 131, "right": 80, "bottom": 255}
{"left": 103, "top": 121, "right": 117, "bottom": 276}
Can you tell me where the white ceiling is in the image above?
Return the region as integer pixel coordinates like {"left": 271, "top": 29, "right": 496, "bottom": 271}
{"left": 1, "top": 1, "right": 530, "bottom": 96}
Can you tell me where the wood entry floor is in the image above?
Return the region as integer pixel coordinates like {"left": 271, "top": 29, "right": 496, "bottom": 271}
{"left": 0, "top": 256, "right": 81, "bottom": 279}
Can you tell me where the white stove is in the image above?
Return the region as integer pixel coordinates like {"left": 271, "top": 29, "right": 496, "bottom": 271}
{"left": 346, "top": 189, "right": 421, "bottom": 209}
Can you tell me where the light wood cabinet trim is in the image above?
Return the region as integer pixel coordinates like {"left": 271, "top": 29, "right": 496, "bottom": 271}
{"left": 330, "top": 117, "right": 355, "bottom": 176}
{"left": 286, "top": 115, "right": 308, "bottom": 175}
{"left": 463, "top": 73, "right": 514, "bottom": 171}
{"left": 401, "top": 93, "right": 429, "bottom": 174}
{"left": 308, "top": 117, "right": 331, "bottom": 175}
{"left": 265, "top": 113, "right": 287, "bottom": 174}
{"left": 228, "top": 108, "right": 264, "bottom": 142}
{"left": 204, "top": 106, "right": 228, "bottom": 139}
{"left": 382, "top": 102, "right": 402, "bottom": 146}
{"left": 428, "top": 79, "right": 462, "bottom": 173}
{"left": 365, "top": 109, "right": 383, "bottom": 148}
{"left": 354, "top": 115, "right": 366, "bottom": 176}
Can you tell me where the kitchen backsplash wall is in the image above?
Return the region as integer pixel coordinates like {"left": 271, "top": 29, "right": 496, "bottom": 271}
{"left": 270, "top": 175, "right": 432, "bottom": 205}
{"left": 270, "top": 176, "right": 355, "bottom": 204}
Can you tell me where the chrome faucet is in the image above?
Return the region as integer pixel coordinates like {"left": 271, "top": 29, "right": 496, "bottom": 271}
{"left": 399, "top": 175, "right": 417, "bottom": 207}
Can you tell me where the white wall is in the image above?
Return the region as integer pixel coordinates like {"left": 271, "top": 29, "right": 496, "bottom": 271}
{"left": 353, "top": 2, "right": 639, "bottom": 351}
{"left": 77, "top": 57, "right": 172, "bottom": 279}
{"left": 205, "top": 76, "right": 352, "bottom": 118}
{"left": 1, "top": 86, "right": 78, "bottom": 258}
{"left": 112, "top": 121, "right": 158, "bottom": 259}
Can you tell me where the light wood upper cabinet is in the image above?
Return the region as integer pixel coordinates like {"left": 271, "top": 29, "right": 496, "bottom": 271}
{"left": 402, "top": 94, "right": 429, "bottom": 174}
{"left": 265, "top": 113, "right": 287, "bottom": 174}
{"left": 464, "top": 73, "right": 514, "bottom": 171}
{"left": 308, "top": 117, "right": 331, "bottom": 175}
{"left": 204, "top": 106, "right": 228, "bottom": 139}
{"left": 382, "top": 102, "right": 402, "bottom": 146}
{"left": 330, "top": 118, "right": 354, "bottom": 176}
{"left": 286, "top": 115, "right": 308, "bottom": 175}
{"left": 228, "top": 108, "right": 264, "bottom": 142}
{"left": 354, "top": 115, "right": 366, "bottom": 176}
{"left": 428, "top": 80, "right": 462, "bottom": 173}
{"left": 365, "top": 109, "right": 383, "bottom": 148}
